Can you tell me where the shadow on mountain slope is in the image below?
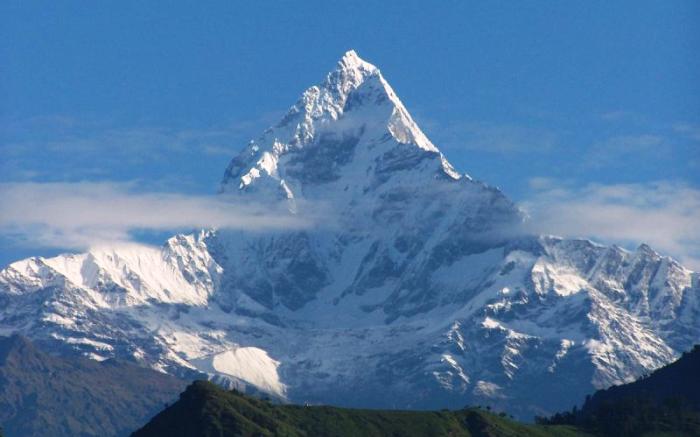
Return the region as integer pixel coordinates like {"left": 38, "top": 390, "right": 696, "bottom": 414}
{"left": 0, "top": 335, "right": 188, "bottom": 437}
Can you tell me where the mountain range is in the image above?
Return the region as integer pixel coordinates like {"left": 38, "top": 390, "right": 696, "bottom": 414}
{"left": 0, "top": 50, "right": 698, "bottom": 419}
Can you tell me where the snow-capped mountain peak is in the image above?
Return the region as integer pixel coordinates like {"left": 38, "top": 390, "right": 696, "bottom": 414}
{"left": 1, "top": 51, "right": 699, "bottom": 420}
{"left": 328, "top": 49, "right": 437, "bottom": 152}
{"left": 220, "top": 50, "right": 457, "bottom": 199}
{"left": 338, "top": 49, "right": 377, "bottom": 74}
{"left": 328, "top": 49, "right": 380, "bottom": 101}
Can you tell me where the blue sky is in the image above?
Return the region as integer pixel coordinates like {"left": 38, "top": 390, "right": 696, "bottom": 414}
{"left": 1, "top": 1, "right": 699, "bottom": 267}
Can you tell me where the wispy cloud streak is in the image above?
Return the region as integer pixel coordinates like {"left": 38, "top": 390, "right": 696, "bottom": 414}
{"left": 0, "top": 182, "right": 311, "bottom": 249}
{"left": 523, "top": 179, "right": 700, "bottom": 269}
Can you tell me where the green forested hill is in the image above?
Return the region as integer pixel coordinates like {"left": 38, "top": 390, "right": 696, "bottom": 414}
{"left": 132, "top": 380, "right": 587, "bottom": 437}
{"left": 540, "top": 345, "right": 700, "bottom": 436}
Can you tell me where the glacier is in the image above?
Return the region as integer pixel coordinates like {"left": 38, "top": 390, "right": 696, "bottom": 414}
{"left": 1, "top": 50, "right": 698, "bottom": 418}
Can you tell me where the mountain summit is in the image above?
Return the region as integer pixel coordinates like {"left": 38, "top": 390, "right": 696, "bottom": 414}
{"left": 221, "top": 50, "right": 452, "bottom": 196}
{"left": 1, "top": 51, "right": 698, "bottom": 419}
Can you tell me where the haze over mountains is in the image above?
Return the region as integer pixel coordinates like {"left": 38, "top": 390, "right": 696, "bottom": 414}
{"left": 0, "top": 335, "right": 186, "bottom": 437}
{"left": 0, "top": 51, "right": 698, "bottom": 419}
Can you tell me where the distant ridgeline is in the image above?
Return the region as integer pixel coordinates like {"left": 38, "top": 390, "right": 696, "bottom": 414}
{"left": 0, "top": 335, "right": 188, "bottom": 437}
{"left": 538, "top": 345, "right": 700, "bottom": 436}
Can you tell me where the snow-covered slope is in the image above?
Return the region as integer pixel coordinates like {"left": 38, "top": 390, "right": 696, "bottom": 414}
{"left": 1, "top": 50, "right": 698, "bottom": 418}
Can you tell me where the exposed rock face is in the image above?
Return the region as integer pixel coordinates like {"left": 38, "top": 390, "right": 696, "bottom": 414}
{"left": 1, "top": 50, "right": 698, "bottom": 418}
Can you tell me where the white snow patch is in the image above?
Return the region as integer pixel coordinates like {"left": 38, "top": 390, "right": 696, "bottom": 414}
{"left": 64, "top": 337, "right": 114, "bottom": 351}
{"left": 482, "top": 317, "right": 503, "bottom": 330}
{"left": 473, "top": 380, "right": 504, "bottom": 398}
{"left": 42, "top": 313, "right": 77, "bottom": 328}
{"left": 192, "top": 347, "right": 286, "bottom": 396}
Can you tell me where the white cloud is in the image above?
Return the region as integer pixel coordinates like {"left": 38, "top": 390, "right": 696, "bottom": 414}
{"left": 523, "top": 180, "right": 700, "bottom": 270}
{"left": 0, "top": 182, "right": 313, "bottom": 250}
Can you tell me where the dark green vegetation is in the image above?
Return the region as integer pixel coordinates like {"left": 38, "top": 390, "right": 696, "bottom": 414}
{"left": 0, "top": 335, "right": 188, "bottom": 437}
{"left": 539, "top": 345, "right": 700, "bottom": 436}
{"left": 134, "top": 345, "right": 700, "bottom": 437}
{"left": 133, "top": 380, "right": 586, "bottom": 437}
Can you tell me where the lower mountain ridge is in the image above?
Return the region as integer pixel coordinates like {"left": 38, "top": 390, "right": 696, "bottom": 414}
{"left": 132, "top": 380, "right": 586, "bottom": 437}
{"left": 0, "top": 335, "right": 188, "bottom": 437}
